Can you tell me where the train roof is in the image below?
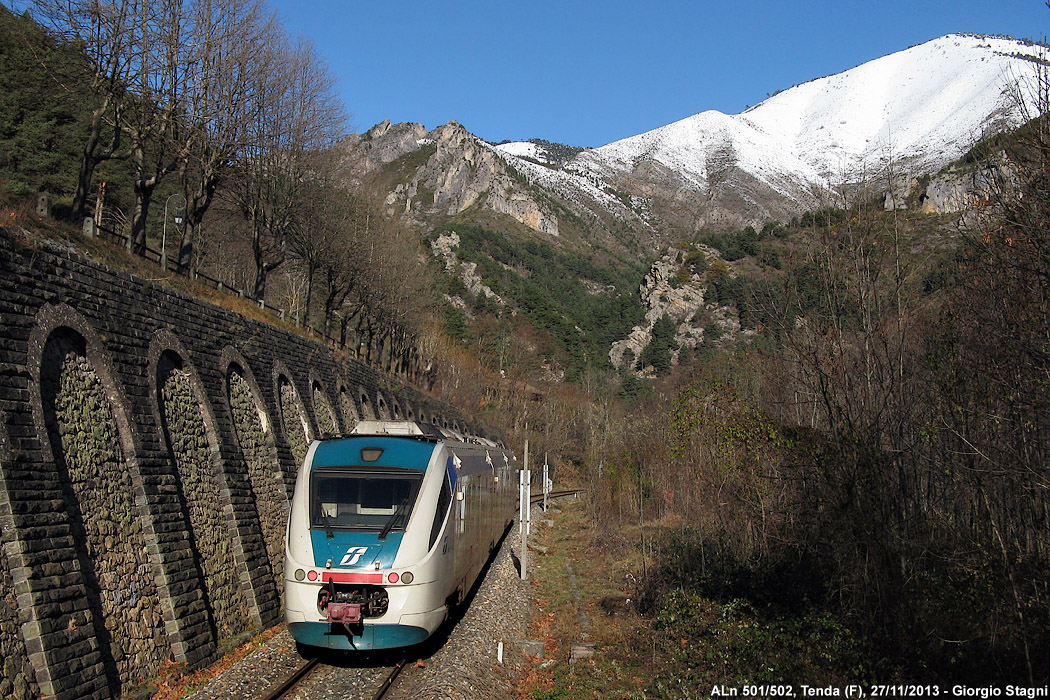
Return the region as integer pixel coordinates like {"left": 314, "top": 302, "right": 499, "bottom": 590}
{"left": 348, "top": 420, "right": 503, "bottom": 448}
{"left": 350, "top": 420, "right": 446, "bottom": 441}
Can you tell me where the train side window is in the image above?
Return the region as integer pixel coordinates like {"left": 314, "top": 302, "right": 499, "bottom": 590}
{"left": 457, "top": 475, "right": 468, "bottom": 534}
{"left": 429, "top": 472, "right": 452, "bottom": 550}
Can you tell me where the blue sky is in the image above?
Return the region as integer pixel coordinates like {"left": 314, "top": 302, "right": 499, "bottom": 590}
{"left": 20, "top": 0, "right": 1041, "bottom": 149}
{"left": 10, "top": 0, "right": 1047, "bottom": 146}
{"left": 269, "top": 1, "right": 1049, "bottom": 147}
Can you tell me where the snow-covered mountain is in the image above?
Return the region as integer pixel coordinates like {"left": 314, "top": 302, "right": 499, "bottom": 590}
{"left": 345, "top": 34, "right": 1047, "bottom": 246}
{"left": 337, "top": 34, "right": 1050, "bottom": 374}
{"left": 495, "top": 34, "right": 1046, "bottom": 231}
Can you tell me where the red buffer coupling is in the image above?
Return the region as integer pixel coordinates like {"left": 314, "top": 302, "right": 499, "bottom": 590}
{"left": 328, "top": 602, "right": 362, "bottom": 626}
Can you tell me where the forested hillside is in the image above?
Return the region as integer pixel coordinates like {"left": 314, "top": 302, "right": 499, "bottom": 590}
{"left": 0, "top": 1, "right": 439, "bottom": 382}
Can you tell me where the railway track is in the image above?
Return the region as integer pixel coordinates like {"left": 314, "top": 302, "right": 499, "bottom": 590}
{"left": 260, "top": 658, "right": 319, "bottom": 700}
{"left": 261, "top": 656, "right": 406, "bottom": 700}
{"left": 531, "top": 488, "right": 582, "bottom": 504}
{"left": 254, "top": 490, "right": 575, "bottom": 700}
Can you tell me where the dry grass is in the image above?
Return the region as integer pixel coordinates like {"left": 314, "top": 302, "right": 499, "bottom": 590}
{"left": 1, "top": 202, "right": 340, "bottom": 352}
{"left": 517, "top": 498, "right": 660, "bottom": 700}
{"left": 149, "top": 625, "right": 283, "bottom": 700}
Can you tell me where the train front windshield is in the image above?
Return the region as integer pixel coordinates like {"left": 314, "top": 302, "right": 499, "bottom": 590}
{"left": 311, "top": 468, "right": 423, "bottom": 534}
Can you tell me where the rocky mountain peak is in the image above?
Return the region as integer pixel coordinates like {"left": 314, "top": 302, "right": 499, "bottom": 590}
{"left": 339, "top": 120, "right": 428, "bottom": 182}
{"left": 343, "top": 119, "right": 561, "bottom": 236}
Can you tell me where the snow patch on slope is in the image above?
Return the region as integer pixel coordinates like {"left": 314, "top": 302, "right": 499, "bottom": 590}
{"left": 743, "top": 34, "right": 1043, "bottom": 177}
{"left": 481, "top": 35, "right": 1046, "bottom": 230}
{"left": 499, "top": 34, "right": 1048, "bottom": 221}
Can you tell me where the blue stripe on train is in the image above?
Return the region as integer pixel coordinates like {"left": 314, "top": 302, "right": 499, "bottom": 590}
{"left": 311, "top": 436, "right": 436, "bottom": 470}
{"left": 309, "top": 530, "right": 404, "bottom": 569}
{"left": 289, "top": 621, "right": 430, "bottom": 650}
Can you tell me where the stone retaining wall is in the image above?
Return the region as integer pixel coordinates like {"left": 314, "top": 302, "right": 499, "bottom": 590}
{"left": 0, "top": 228, "right": 472, "bottom": 699}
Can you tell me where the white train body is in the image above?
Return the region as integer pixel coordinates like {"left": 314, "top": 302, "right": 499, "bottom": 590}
{"left": 285, "top": 421, "right": 517, "bottom": 651}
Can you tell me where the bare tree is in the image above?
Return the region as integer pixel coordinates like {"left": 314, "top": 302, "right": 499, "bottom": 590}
{"left": 228, "top": 34, "right": 346, "bottom": 301}
{"left": 107, "top": 0, "right": 197, "bottom": 255}
{"left": 30, "top": 0, "right": 138, "bottom": 223}
{"left": 173, "top": 0, "right": 275, "bottom": 272}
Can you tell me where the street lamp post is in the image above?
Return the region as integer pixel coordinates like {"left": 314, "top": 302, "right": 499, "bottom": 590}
{"left": 162, "top": 194, "right": 185, "bottom": 271}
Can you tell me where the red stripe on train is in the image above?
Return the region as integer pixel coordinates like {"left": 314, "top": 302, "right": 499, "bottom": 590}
{"left": 321, "top": 572, "right": 384, "bottom": 584}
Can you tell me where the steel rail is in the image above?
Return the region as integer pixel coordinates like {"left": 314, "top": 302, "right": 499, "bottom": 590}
{"left": 260, "top": 656, "right": 407, "bottom": 700}
{"left": 369, "top": 658, "right": 407, "bottom": 700}
{"left": 530, "top": 488, "right": 582, "bottom": 504}
{"left": 260, "top": 657, "right": 319, "bottom": 700}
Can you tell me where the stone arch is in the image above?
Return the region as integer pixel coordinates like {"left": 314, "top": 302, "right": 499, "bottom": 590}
{"left": 26, "top": 304, "right": 167, "bottom": 698}
{"left": 389, "top": 394, "right": 404, "bottom": 420}
{"left": 422, "top": 405, "right": 442, "bottom": 426}
{"left": 337, "top": 384, "right": 360, "bottom": 433}
{"left": 358, "top": 388, "right": 376, "bottom": 420}
{"left": 0, "top": 415, "right": 42, "bottom": 700}
{"left": 274, "top": 361, "right": 311, "bottom": 468}
{"left": 222, "top": 348, "right": 287, "bottom": 589}
{"left": 376, "top": 393, "right": 390, "bottom": 420}
{"left": 150, "top": 330, "right": 251, "bottom": 646}
{"left": 404, "top": 401, "right": 416, "bottom": 422}
{"left": 310, "top": 374, "right": 339, "bottom": 438}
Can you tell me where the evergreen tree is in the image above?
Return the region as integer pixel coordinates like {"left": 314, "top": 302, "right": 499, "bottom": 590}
{"left": 639, "top": 314, "right": 676, "bottom": 374}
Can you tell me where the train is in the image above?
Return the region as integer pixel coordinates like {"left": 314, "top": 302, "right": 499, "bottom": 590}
{"left": 284, "top": 419, "right": 518, "bottom": 652}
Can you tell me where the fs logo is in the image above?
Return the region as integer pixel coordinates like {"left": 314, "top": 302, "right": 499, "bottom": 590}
{"left": 340, "top": 546, "right": 369, "bottom": 567}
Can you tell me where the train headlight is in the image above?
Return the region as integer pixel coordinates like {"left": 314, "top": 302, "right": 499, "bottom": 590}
{"left": 294, "top": 569, "right": 306, "bottom": 581}
{"left": 401, "top": 571, "right": 414, "bottom": 584}
{"left": 388, "top": 572, "right": 399, "bottom": 584}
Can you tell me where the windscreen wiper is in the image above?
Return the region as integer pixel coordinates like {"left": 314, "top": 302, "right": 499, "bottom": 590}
{"left": 320, "top": 510, "right": 335, "bottom": 539}
{"left": 378, "top": 496, "right": 410, "bottom": 540}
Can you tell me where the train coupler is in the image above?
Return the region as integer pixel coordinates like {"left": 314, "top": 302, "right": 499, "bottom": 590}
{"left": 328, "top": 602, "right": 363, "bottom": 635}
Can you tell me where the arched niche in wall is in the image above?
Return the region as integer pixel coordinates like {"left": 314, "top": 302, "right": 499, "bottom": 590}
{"left": 223, "top": 348, "right": 286, "bottom": 589}
{"left": 376, "top": 393, "right": 390, "bottom": 420}
{"left": 151, "top": 330, "right": 251, "bottom": 646}
{"left": 273, "top": 361, "right": 312, "bottom": 469}
{"left": 310, "top": 375, "right": 339, "bottom": 438}
{"left": 389, "top": 395, "right": 403, "bottom": 420}
{"left": 27, "top": 304, "right": 168, "bottom": 697}
{"left": 358, "top": 389, "right": 376, "bottom": 421}
{"left": 337, "top": 384, "right": 360, "bottom": 433}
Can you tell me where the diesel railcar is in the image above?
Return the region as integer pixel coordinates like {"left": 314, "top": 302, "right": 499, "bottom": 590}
{"left": 285, "top": 420, "right": 517, "bottom": 652}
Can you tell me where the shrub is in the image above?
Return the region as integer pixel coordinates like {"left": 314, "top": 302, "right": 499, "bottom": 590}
{"left": 639, "top": 315, "right": 676, "bottom": 374}
{"left": 684, "top": 249, "right": 708, "bottom": 275}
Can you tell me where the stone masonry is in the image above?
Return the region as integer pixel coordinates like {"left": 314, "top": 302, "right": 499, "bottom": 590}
{"left": 0, "top": 227, "right": 474, "bottom": 699}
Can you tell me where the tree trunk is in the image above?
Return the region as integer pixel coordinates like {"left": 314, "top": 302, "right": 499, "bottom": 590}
{"left": 129, "top": 175, "right": 156, "bottom": 256}
{"left": 68, "top": 90, "right": 121, "bottom": 223}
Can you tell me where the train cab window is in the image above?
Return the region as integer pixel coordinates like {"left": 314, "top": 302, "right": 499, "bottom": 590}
{"left": 311, "top": 468, "right": 423, "bottom": 534}
{"left": 429, "top": 472, "right": 452, "bottom": 550}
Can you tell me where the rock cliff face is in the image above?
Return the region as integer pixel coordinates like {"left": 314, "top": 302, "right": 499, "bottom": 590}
{"left": 429, "top": 230, "right": 504, "bottom": 306}
{"left": 878, "top": 155, "right": 1015, "bottom": 214}
{"left": 916, "top": 157, "right": 1013, "bottom": 214}
{"left": 610, "top": 246, "right": 744, "bottom": 371}
{"left": 341, "top": 120, "right": 560, "bottom": 236}
{"left": 340, "top": 120, "right": 429, "bottom": 181}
